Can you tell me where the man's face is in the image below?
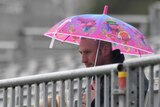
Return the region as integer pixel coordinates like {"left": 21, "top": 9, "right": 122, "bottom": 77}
{"left": 79, "top": 38, "right": 111, "bottom": 67}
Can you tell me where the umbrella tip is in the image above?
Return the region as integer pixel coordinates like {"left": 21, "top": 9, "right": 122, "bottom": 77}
{"left": 103, "top": 5, "right": 108, "bottom": 14}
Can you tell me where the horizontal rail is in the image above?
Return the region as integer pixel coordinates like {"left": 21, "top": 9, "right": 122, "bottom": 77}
{"left": 123, "top": 54, "right": 160, "bottom": 67}
{"left": 0, "top": 54, "right": 159, "bottom": 88}
{"left": 0, "top": 64, "right": 119, "bottom": 88}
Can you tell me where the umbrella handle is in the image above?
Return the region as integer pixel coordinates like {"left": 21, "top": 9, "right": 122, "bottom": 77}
{"left": 94, "top": 40, "right": 101, "bottom": 66}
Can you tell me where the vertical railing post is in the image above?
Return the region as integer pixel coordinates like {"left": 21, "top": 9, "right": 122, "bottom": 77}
{"left": 95, "top": 76, "right": 100, "bottom": 107}
{"left": 86, "top": 77, "right": 91, "bottom": 107}
{"left": 27, "top": 85, "right": 32, "bottom": 107}
{"left": 139, "top": 67, "right": 145, "bottom": 107}
{"left": 148, "top": 65, "right": 154, "bottom": 107}
{"left": 158, "top": 65, "right": 160, "bottom": 107}
{"left": 78, "top": 78, "right": 82, "bottom": 107}
{"left": 43, "top": 82, "right": 48, "bottom": 107}
{"left": 118, "top": 70, "right": 126, "bottom": 107}
{"left": 68, "top": 79, "right": 73, "bottom": 107}
{"left": 19, "top": 86, "right": 23, "bottom": 107}
{"left": 126, "top": 67, "right": 138, "bottom": 107}
{"left": 3, "top": 88, "right": 7, "bottom": 107}
{"left": 35, "top": 84, "right": 40, "bottom": 107}
{"left": 51, "top": 81, "right": 56, "bottom": 107}
{"left": 104, "top": 74, "right": 110, "bottom": 107}
{"left": 60, "top": 80, "right": 65, "bottom": 107}
{"left": 11, "top": 87, "right": 15, "bottom": 107}
{"left": 111, "top": 70, "right": 118, "bottom": 107}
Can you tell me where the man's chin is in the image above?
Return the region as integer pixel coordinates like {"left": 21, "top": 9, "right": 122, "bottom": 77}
{"left": 85, "top": 64, "right": 93, "bottom": 68}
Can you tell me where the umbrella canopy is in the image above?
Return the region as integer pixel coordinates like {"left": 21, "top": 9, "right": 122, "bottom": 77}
{"left": 44, "top": 5, "right": 153, "bottom": 56}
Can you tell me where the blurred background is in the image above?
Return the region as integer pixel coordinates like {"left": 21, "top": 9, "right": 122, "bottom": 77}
{"left": 0, "top": 0, "right": 160, "bottom": 79}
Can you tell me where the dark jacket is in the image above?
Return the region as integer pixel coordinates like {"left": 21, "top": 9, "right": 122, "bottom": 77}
{"left": 90, "top": 49, "right": 148, "bottom": 107}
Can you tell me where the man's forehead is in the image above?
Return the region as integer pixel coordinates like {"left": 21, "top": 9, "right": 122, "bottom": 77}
{"left": 79, "top": 38, "right": 97, "bottom": 50}
{"left": 80, "top": 38, "right": 97, "bottom": 45}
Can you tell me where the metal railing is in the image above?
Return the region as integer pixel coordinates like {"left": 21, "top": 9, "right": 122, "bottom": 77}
{"left": 0, "top": 54, "right": 160, "bottom": 107}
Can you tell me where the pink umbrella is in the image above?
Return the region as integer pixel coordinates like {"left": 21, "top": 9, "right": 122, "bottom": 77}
{"left": 44, "top": 5, "right": 154, "bottom": 56}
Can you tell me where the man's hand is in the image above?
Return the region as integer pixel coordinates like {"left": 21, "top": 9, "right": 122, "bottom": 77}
{"left": 82, "top": 89, "right": 95, "bottom": 107}
{"left": 39, "top": 96, "right": 60, "bottom": 107}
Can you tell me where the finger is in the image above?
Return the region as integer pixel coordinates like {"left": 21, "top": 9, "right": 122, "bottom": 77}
{"left": 82, "top": 93, "right": 86, "bottom": 101}
{"left": 82, "top": 103, "right": 86, "bottom": 107}
{"left": 82, "top": 97, "right": 86, "bottom": 104}
{"left": 91, "top": 90, "right": 95, "bottom": 101}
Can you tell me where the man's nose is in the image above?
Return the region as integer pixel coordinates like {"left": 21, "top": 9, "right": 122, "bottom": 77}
{"left": 82, "top": 54, "right": 87, "bottom": 63}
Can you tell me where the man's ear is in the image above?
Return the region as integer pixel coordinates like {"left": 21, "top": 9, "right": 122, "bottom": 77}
{"left": 101, "top": 45, "right": 111, "bottom": 57}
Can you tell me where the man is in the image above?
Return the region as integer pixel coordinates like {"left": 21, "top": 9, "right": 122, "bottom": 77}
{"left": 40, "top": 38, "right": 125, "bottom": 107}
{"left": 79, "top": 38, "right": 150, "bottom": 107}
{"left": 79, "top": 38, "right": 125, "bottom": 107}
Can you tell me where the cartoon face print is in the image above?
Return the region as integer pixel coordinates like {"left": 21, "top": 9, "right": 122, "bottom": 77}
{"left": 124, "top": 46, "right": 131, "bottom": 52}
{"left": 106, "top": 32, "right": 116, "bottom": 40}
{"left": 106, "top": 20, "right": 120, "bottom": 35}
{"left": 103, "top": 20, "right": 121, "bottom": 40}
{"left": 67, "top": 24, "right": 76, "bottom": 34}
{"left": 118, "top": 31, "right": 131, "bottom": 44}
{"left": 78, "top": 17, "right": 96, "bottom": 33}
{"left": 101, "top": 28, "right": 107, "bottom": 36}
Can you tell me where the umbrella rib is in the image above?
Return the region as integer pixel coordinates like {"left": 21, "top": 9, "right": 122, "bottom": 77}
{"left": 49, "top": 19, "right": 72, "bottom": 48}
{"left": 62, "top": 35, "right": 70, "bottom": 43}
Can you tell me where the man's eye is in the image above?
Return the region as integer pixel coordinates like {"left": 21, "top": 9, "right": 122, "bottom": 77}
{"left": 84, "top": 51, "right": 90, "bottom": 54}
{"left": 79, "top": 50, "right": 91, "bottom": 55}
{"left": 79, "top": 51, "right": 82, "bottom": 54}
